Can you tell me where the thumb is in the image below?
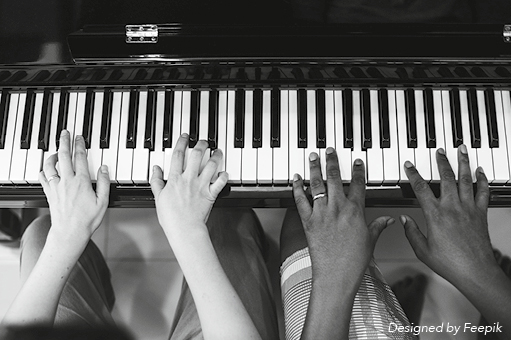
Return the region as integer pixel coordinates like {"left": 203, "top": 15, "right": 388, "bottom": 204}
{"left": 400, "top": 215, "right": 428, "bottom": 260}
{"left": 96, "top": 165, "right": 111, "bottom": 206}
{"left": 368, "top": 215, "right": 394, "bottom": 240}
{"left": 150, "top": 165, "right": 165, "bottom": 198}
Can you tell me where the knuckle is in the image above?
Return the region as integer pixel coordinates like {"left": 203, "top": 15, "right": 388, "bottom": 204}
{"left": 460, "top": 174, "right": 473, "bottom": 185}
{"left": 173, "top": 150, "right": 185, "bottom": 159}
{"left": 351, "top": 174, "right": 365, "bottom": 185}
{"left": 413, "top": 180, "right": 429, "bottom": 192}
{"left": 441, "top": 170, "right": 455, "bottom": 181}
{"left": 310, "top": 178, "right": 323, "bottom": 189}
{"left": 191, "top": 148, "right": 203, "bottom": 157}
{"left": 326, "top": 168, "right": 341, "bottom": 178}
{"left": 294, "top": 195, "right": 308, "bottom": 207}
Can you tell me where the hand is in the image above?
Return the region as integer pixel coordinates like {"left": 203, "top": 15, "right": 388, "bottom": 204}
{"left": 150, "top": 134, "right": 228, "bottom": 239}
{"left": 39, "top": 130, "right": 110, "bottom": 243}
{"left": 292, "top": 148, "right": 393, "bottom": 280}
{"left": 401, "top": 146, "right": 495, "bottom": 286}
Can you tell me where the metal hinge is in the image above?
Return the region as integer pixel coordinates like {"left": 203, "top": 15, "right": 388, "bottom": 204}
{"left": 504, "top": 25, "right": 511, "bottom": 43}
{"left": 126, "top": 25, "right": 158, "bottom": 43}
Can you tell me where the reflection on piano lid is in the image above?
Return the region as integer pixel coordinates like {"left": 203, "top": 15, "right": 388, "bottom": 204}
{"left": 1, "top": 24, "right": 511, "bottom": 207}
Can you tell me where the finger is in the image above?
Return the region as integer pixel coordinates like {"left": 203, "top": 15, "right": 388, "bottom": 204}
{"left": 43, "top": 154, "right": 60, "bottom": 185}
{"left": 95, "top": 165, "right": 110, "bottom": 206}
{"left": 210, "top": 171, "right": 229, "bottom": 198}
{"left": 368, "top": 216, "right": 395, "bottom": 240}
{"left": 184, "top": 140, "right": 208, "bottom": 177}
{"left": 74, "top": 135, "right": 90, "bottom": 177}
{"left": 38, "top": 171, "right": 49, "bottom": 195}
{"left": 308, "top": 152, "right": 327, "bottom": 201}
{"left": 400, "top": 215, "right": 428, "bottom": 261}
{"left": 404, "top": 160, "right": 437, "bottom": 210}
{"left": 293, "top": 173, "right": 312, "bottom": 221}
{"left": 150, "top": 165, "right": 165, "bottom": 198}
{"left": 436, "top": 148, "right": 458, "bottom": 199}
{"left": 457, "top": 145, "right": 474, "bottom": 203}
{"left": 475, "top": 167, "right": 490, "bottom": 212}
{"left": 169, "top": 133, "right": 189, "bottom": 177}
{"left": 57, "top": 130, "right": 74, "bottom": 177}
{"left": 348, "top": 158, "right": 366, "bottom": 205}
{"left": 200, "top": 149, "right": 223, "bottom": 185}
{"left": 325, "top": 147, "right": 345, "bottom": 200}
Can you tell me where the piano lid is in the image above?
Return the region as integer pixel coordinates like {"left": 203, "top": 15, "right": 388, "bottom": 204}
{"left": 68, "top": 23, "right": 511, "bottom": 63}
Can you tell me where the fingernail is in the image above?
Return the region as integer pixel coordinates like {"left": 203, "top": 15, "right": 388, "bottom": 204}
{"left": 293, "top": 173, "right": 300, "bottom": 182}
{"left": 438, "top": 148, "right": 445, "bottom": 155}
{"left": 404, "top": 161, "right": 414, "bottom": 169}
{"left": 309, "top": 153, "right": 318, "bottom": 161}
{"left": 478, "top": 166, "right": 484, "bottom": 174}
{"left": 60, "top": 129, "right": 68, "bottom": 137}
{"left": 400, "top": 215, "right": 407, "bottom": 225}
{"left": 387, "top": 218, "right": 396, "bottom": 226}
{"left": 76, "top": 135, "right": 83, "bottom": 141}
{"left": 460, "top": 144, "right": 468, "bottom": 155}
{"left": 181, "top": 133, "right": 188, "bottom": 138}
{"left": 101, "top": 165, "right": 108, "bottom": 173}
{"left": 326, "top": 147, "right": 334, "bottom": 155}
{"left": 354, "top": 158, "right": 363, "bottom": 166}
{"left": 152, "top": 165, "right": 157, "bottom": 173}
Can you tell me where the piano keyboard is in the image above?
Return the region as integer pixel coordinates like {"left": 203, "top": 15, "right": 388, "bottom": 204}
{"left": 1, "top": 86, "right": 511, "bottom": 186}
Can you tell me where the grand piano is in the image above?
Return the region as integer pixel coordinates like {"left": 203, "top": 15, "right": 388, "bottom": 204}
{"left": 1, "top": 12, "right": 511, "bottom": 207}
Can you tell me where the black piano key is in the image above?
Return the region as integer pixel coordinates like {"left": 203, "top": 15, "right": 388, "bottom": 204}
{"left": 449, "top": 88, "right": 464, "bottom": 147}
{"left": 38, "top": 90, "right": 53, "bottom": 150}
{"left": 495, "top": 66, "right": 511, "bottom": 78}
{"left": 438, "top": 67, "right": 454, "bottom": 78}
{"left": 100, "top": 89, "right": 113, "bottom": 149}
{"left": 162, "top": 90, "right": 174, "bottom": 149}
{"left": 454, "top": 67, "right": 471, "bottom": 78}
{"left": 471, "top": 67, "right": 487, "bottom": 78}
{"left": 208, "top": 89, "right": 218, "bottom": 149}
{"left": 20, "top": 89, "right": 36, "bottom": 149}
{"left": 33, "top": 70, "right": 51, "bottom": 82}
{"left": 189, "top": 90, "right": 200, "bottom": 148}
{"left": 144, "top": 90, "right": 157, "bottom": 150}
{"left": 350, "top": 67, "right": 367, "bottom": 79}
{"left": 82, "top": 89, "right": 94, "bottom": 148}
{"left": 396, "top": 67, "right": 409, "bottom": 79}
{"left": 297, "top": 89, "right": 307, "bottom": 148}
{"left": 484, "top": 88, "right": 499, "bottom": 147}
{"left": 0, "top": 71, "right": 10, "bottom": 82}
{"left": 315, "top": 89, "right": 326, "bottom": 148}
{"left": 404, "top": 89, "right": 417, "bottom": 148}
{"left": 378, "top": 89, "right": 390, "bottom": 148}
{"left": 334, "top": 67, "right": 349, "bottom": 79}
{"left": 423, "top": 88, "right": 436, "bottom": 148}
{"left": 360, "top": 89, "right": 372, "bottom": 149}
{"left": 271, "top": 88, "right": 280, "bottom": 148}
{"left": 126, "top": 89, "right": 139, "bottom": 148}
{"left": 55, "top": 88, "right": 70, "bottom": 149}
{"left": 0, "top": 90, "right": 11, "bottom": 149}
{"left": 366, "top": 67, "right": 384, "bottom": 79}
{"left": 342, "top": 89, "right": 353, "bottom": 148}
{"left": 467, "top": 88, "right": 481, "bottom": 148}
{"left": 234, "top": 89, "right": 245, "bottom": 148}
{"left": 253, "top": 89, "right": 263, "bottom": 148}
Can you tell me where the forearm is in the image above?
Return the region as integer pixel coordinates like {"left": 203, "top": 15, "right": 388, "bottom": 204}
{"left": 2, "top": 231, "right": 87, "bottom": 327}
{"left": 166, "top": 225, "right": 261, "bottom": 340}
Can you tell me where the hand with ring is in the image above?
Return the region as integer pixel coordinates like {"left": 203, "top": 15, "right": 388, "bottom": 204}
{"left": 293, "top": 148, "right": 394, "bottom": 281}
{"left": 39, "top": 130, "right": 110, "bottom": 244}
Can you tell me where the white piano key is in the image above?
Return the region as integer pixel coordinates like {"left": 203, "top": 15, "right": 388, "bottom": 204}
{"left": 149, "top": 90, "right": 165, "bottom": 173}
{"left": 273, "top": 90, "right": 289, "bottom": 184}
{"left": 198, "top": 91, "right": 210, "bottom": 171}
{"left": 304, "top": 90, "right": 318, "bottom": 181}
{"left": 318, "top": 90, "right": 335, "bottom": 181}
{"left": 25, "top": 92, "right": 45, "bottom": 183}
{"left": 395, "top": 89, "right": 415, "bottom": 183}
{"left": 9, "top": 92, "right": 27, "bottom": 183}
{"left": 459, "top": 90, "right": 478, "bottom": 181}
{"left": 163, "top": 90, "right": 182, "bottom": 180}
{"left": 492, "top": 90, "right": 510, "bottom": 184}
{"left": 476, "top": 90, "right": 495, "bottom": 182}
{"left": 71, "top": 91, "right": 86, "bottom": 164}
{"left": 382, "top": 90, "right": 400, "bottom": 184}
{"left": 216, "top": 90, "right": 228, "bottom": 175}
{"left": 102, "top": 91, "right": 123, "bottom": 183}
{"left": 115, "top": 91, "right": 133, "bottom": 184}
{"left": 414, "top": 90, "right": 432, "bottom": 182}
{"left": 0, "top": 93, "right": 19, "bottom": 183}
{"left": 241, "top": 90, "right": 257, "bottom": 184}
{"left": 333, "top": 90, "right": 351, "bottom": 181}
{"left": 88, "top": 91, "right": 104, "bottom": 181}
{"left": 43, "top": 92, "right": 60, "bottom": 163}
{"left": 501, "top": 90, "right": 511, "bottom": 184}
{"left": 352, "top": 90, "right": 367, "bottom": 179}
{"left": 258, "top": 90, "right": 273, "bottom": 184}
{"left": 226, "top": 90, "right": 241, "bottom": 183}
{"left": 66, "top": 91, "right": 78, "bottom": 154}
{"left": 430, "top": 90, "right": 446, "bottom": 181}
{"left": 441, "top": 90, "right": 459, "bottom": 179}
{"left": 181, "top": 90, "right": 192, "bottom": 170}
{"left": 367, "top": 90, "right": 384, "bottom": 184}
{"left": 132, "top": 90, "right": 150, "bottom": 183}
{"left": 288, "top": 90, "right": 305, "bottom": 183}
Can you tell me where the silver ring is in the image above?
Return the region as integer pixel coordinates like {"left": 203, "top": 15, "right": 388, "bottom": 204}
{"left": 313, "top": 193, "right": 327, "bottom": 201}
{"left": 47, "top": 174, "right": 60, "bottom": 183}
